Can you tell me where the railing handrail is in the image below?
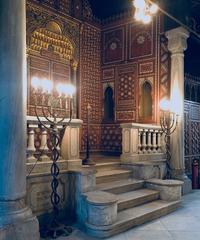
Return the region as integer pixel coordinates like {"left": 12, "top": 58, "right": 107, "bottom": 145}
{"left": 120, "top": 122, "right": 162, "bottom": 130}
{"left": 27, "top": 115, "right": 83, "bottom": 126}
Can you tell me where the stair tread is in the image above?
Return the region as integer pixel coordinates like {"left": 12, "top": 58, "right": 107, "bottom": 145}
{"left": 87, "top": 200, "right": 180, "bottom": 230}
{"left": 96, "top": 179, "right": 144, "bottom": 191}
{"left": 96, "top": 169, "right": 132, "bottom": 178}
{"left": 117, "top": 189, "right": 159, "bottom": 203}
{"left": 117, "top": 200, "right": 179, "bottom": 223}
{"left": 95, "top": 162, "right": 120, "bottom": 167}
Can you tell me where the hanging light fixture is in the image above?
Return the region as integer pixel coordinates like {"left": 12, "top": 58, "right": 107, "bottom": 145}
{"left": 133, "top": 0, "right": 158, "bottom": 24}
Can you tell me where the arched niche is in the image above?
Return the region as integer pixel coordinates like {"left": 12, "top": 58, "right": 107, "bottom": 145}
{"left": 103, "top": 85, "right": 115, "bottom": 122}
{"left": 140, "top": 80, "right": 153, "bottom": 120}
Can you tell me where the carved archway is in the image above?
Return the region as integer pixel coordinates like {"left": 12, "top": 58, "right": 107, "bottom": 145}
{"left": 140, "top": 81, "right": 153, "bottom": 120}
{"left": 103, "top": 86, "right": 115, "bottom": 122}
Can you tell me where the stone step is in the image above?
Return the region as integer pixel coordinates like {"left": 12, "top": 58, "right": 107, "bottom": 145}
{"left": 96, "top": 169, "right": 132, "bottom": 184}
{"left": 117, "top": 189, "right": 159, "bottom": 211}
{"left": 86, "top": 200, "right": 181, "bottom": 238}
{"left": 95, "top": 162, "right": 121, "bottom": 171}
{"left": 96, "top": 179, "right": 144, "bottom": 194}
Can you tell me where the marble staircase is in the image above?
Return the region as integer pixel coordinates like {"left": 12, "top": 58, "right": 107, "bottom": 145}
{"left": 81, "top": 156, "right": 182, "bottom": 238}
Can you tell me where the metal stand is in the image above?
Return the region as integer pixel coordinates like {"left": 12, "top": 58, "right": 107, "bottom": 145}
{"left": 160, "top": 110, "right": 178, "bottom": 179}
{"left": 82, "top": 104, "right": 95, "bottom": 165}
{"left": 33, "top": 90, "right": 73, "bottom": 239}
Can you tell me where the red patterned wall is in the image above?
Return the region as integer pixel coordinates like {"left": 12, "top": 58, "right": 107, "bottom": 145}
{"left": 100, "top": 16, "right": 163, "bottom": 152}
{"left": 184, "top": 101, "right": 200, "bottom": 177}
{"left": 80, "top": 23, "right": 102, "bottom": 151}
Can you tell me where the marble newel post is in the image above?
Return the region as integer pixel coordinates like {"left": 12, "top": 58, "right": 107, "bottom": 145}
{"left": 166, "top": 27, "right": 192, "bottom": 194}
{"left": 0, "top": 0, "right": 39, "bottom": 239}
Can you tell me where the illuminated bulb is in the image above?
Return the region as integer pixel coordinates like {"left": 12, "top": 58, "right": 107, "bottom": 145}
{"left": 160, "top": 99, "right": 170, "bottom": 112}
{"left": 134, "top": 9, "right": 144, "bottom": 21}
{"left": 63, "top": 83, "right": 76, "bottom": 98}
{"left": 134, "top": 0, "right": 146, "bottom": 10}
{"left": 142, "top": 14, "right": 152, "bottom": 24}
{"left": 31, "top": 77, "right": 41, "bottom": 90}
{"left": 41, "top": 79, "right": 53, "bottom": 94}
{"left": 56, "top": 83, "right": 64, "bottom": 96}
{"left": 56, "top": 83, "right": 76, "bottom": 97}
{"left": 149, "top": 3, "right": 158, "bottom": 14}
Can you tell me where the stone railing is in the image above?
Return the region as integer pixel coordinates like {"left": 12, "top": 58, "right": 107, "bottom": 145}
{"left": 27, "top": 116, "right": 83, "bottom": 170}
{"left": 120, "top": 123, "right": 166, "bottom": 163}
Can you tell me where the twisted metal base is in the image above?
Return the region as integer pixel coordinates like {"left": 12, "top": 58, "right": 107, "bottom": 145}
{"left": 40, "top": 221, "right": 72, "bottom": 239}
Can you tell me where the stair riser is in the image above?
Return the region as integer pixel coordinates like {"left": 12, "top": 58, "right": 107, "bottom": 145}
{"left": 86, "top": 202, "right": 180, "bottom": 239}
{"left": 96, "top": 172, "right": 132, "bottom": 184}
{"left": 96, "top": 164, "right": 121, "bottom": 171}
{"left": 118, "top": 193, "right": 159, "bottom": 212}
{"left": 103, "top": 182, "right": 144, "bottom": 194}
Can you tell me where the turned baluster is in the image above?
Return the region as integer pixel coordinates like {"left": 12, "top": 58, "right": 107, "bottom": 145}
{"left": 142, "top": 129, "right": 147, "bottom": 153}
{"left": 157, "top": 130, "right": 162, "bottom": 153}
{"left": 138, "top": 130, "right": 142, "bottom": 154}
{"left": 39, "top": 126, "right": 50, "bottom": 161}
{"left": 27, "top": 124, "right": 37, "bottom": 163}
{"left": 147, "top": 130, "right": 153, "bottom": 153}
{"left": 152, "top": 130, "right": 158, "bottom": 153}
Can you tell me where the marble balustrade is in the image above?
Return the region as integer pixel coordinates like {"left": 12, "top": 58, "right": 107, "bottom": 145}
{"left": 27, "top": 115, "right": 83, "bottom": 169}
{"left": 121, "top": 123, "right": 166, "bottom": 163}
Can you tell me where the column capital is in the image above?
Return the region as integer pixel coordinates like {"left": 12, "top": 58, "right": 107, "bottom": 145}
{"left": 165, "top": 27, "right": 189, "bottom": 54}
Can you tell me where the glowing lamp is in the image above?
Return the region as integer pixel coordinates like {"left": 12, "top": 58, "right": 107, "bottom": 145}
{"left": 56, "top": 83, "right": 75, "bottom": 98}
{"left": 31, "top": 77, "right": 41, "bottom": 90}
{"left": 63, "top": 84, "right": 76, "bottom": 98}
{"left": 160, "top": 99, "right": 170, "bottom": 112}
{"left": 149, "top": 3, "right": 158, "bottom": 14}
{"left": 142, "top": 14, "right": 152, "bottom": 24}
{"left": 134, "top": 9, "right": 144, "bottom": 21}
{"left": 134, "top": 0, "right": 146, "bottom": 9}
{"left": 41, "top": 79, "right": 53, "bottom": 94}
{"left": 56, "top": 83, "right": 64, "bottom": 96}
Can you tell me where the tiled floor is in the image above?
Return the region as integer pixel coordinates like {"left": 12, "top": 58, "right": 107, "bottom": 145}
{"left": 46, "top": 190, "right": 200, "bottom": 240}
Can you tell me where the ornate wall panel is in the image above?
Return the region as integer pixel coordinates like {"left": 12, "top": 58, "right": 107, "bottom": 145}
{"left": 26, "top": 2, "right": 80, "bottom": 119}
{"left": 103, "top": 27, "right": 125, "bottom": 64}
{"left": 116, "top": 63, "right": 137, "bottom": 112}
{"left": 159, "top": 35, "right": 170, "bottom": 100}
{"left": 139, "top": 61, "right": 154, "bottom": 75}
{"left": 101, "top": 124, "right": 122, "bottom": 152}
{"left": 30, "top": 0, "right": 71, "bottom": 15}
{"left": 81, "top": 124, "right": 101, "bottom": 151}
{"left": 80, "top": 23, "right": 101, "bottom": 151}
{"left": 129, "top": 22, "right": 154, "bottom": 59}
{"left": 102, "top": 68, "right": 115, "bottom": 81}
{"left": 27, "top": 2, "right": 80, "bottom": 60}
{"left": 184, "top": 100, "right": 200, "bottom": 177}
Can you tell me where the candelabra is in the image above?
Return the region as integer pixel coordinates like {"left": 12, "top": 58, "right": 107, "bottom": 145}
{"left": 160, "top": 99, "right": 178, "bottom": 179}
{"left": 31, "top": 77, "right": 75, "bottom": 239}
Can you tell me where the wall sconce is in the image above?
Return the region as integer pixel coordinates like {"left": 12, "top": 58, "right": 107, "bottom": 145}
{"left": 160, "top": 98, "right": 178, "bottom": 179}
{"left": 31, "top": 76, "right": 75, "bottom": 238}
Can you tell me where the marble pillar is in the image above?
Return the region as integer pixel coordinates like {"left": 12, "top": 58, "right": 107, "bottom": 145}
{"left": 166, "top": 27, "right": 192, "bottom": 194}
{"left": 0, "top": 0, "right": 40, "bottom": 239}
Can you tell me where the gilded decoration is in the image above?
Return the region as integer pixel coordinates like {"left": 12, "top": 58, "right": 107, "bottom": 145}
{"left": 30, "top": 28, "right": 74, "bottom": 61}
{"left": 26, "top": 2, "right": 80, "bottom": 60}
